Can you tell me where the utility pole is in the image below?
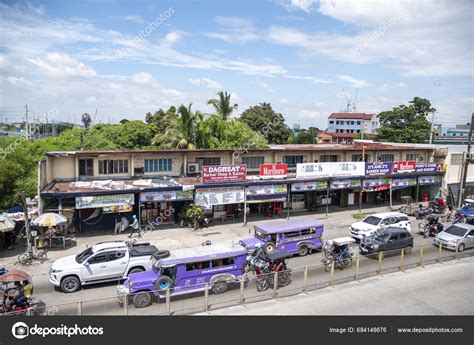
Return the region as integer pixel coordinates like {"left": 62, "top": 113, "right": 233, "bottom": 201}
{"left": 20, "top": 192, "right": 32, "bottom": 255}
{"left": 25, "top": 104, "right": 29, "bottom": 139}
{"left": 429, "top": 111, "right": 436, "bottom": 144}
{"left": 457, "top": 113, "right": 474, "bottom": 208}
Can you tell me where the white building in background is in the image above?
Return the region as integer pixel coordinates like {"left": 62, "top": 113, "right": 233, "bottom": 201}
{"left": 327, "top": 113, "right": 379, "bottom": 134}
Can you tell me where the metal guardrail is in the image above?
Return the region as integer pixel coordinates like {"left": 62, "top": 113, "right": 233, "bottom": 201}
{"left": 4, "top": 242, "right": 472, "bottom": 316}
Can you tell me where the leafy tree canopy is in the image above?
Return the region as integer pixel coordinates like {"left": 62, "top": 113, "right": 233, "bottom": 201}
{"left": 376, "top": 97, "right": 435, "bottom": 143}
{"left": 239, "top": 102, "right": 292, "bottom": 144}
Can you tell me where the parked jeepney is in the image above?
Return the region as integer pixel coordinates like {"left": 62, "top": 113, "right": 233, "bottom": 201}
{"left": 117, "top": 243, "right": 247, "bottom": 308}
{"left": 240, "top": 218, "right": 324, "bottom": 256}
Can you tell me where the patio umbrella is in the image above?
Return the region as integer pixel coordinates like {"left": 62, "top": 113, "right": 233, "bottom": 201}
{"left": 0, "top": 215, "right": 15, "bottom": 233}
{"left": 31, "top": 213, "right": 67, "bottom": 227}
{"left": 0, "top": 269, "right": 30, "bottom": 282}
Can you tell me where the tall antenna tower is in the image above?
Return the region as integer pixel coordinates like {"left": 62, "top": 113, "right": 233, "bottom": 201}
{"left": 342, "top": 89, "right": 352, "bottom": 112}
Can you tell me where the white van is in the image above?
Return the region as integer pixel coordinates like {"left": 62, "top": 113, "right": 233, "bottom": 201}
{"left": 350, "top": 212, "right": 411, "bottom": 240}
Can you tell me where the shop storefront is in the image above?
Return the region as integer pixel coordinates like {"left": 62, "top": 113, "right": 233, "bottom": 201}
{"left": 331, "top": 179, "right": 362, "bottom": 207}
{"left": 290, "top": 181, "right": 328, "bottom": 211}
{"left": 391, "top": 177, "right": 417, "bottom": 201}
{"left": 245, "top": 184, "right": 287, "bottom": 217}
{"left": 139, "top": 190, "right": 193, "bottom": 225}
{"left": 195, "top": 186, "right": 245, "bottom": 220}
{"left": 416, "top": 163, "right": 443, "bottom": 202}
{"left": 74, "top": 193, "right": 136, "bottom": 232}
{"left": 362, "top": 177, "right": 391, "bottom": 204}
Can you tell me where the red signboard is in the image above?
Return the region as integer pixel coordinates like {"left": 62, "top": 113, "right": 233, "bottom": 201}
{"left": 259, "top": 164, "right": 288, "bottom": 178}
{"left": 202, "top": 165, "right": 247, "bottom": 183}
{"left": 393, "top": 161, "right": 417, "bottom": 173}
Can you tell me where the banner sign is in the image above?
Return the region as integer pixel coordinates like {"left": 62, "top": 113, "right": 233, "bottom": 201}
{"left": 391, "top": 178, "right": 417, "bottom": 190}
{"left": 202, "top": 165, "right": 247, "bottom": 183}
{"left": 330, "top": 179, "right": 361, "bottom": 190}
{"left": 418, "top": 175, "right": 442, "bottom": 185}
{"left": 195, "top": 187, "right": 244, "bottom": 207}
{"left": 259, "top": 164, "right": 288, "bottom": 178}
{"left": 365, "top": 162, "right": 393, "bottom": 176}
{"left": 246, "top": 184, "right": 287, "bottom": 203}
{"left": 296, "top": 162, "right": 365, "bottom": 178}
{"left": 291, "top": 181, "right": 328, "bottom": 192}
{"left": 393, "top": 161, "right": 416, "bottom": 174}
{"left": 140, "top": 190, "right": 193, "bottom": 203}
{"left": 363, "top": 178, "right": 391, "bottom": 192}
{"left": 75, "top": 193, "right": 135, "bottom": 209}
{"left": 416, "top": 163, "right": 442, "bottom": 173}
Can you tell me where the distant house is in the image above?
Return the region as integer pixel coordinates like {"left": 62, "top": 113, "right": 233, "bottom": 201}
{"left": 317, "top": 132, "right": 376, "bottom": 145}
{"left": 327, "top": 112, "right": 379, "bottom": 135}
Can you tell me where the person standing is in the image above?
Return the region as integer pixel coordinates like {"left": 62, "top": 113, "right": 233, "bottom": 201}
{"left": 114, "top": 212, "right": 122, "bottom": 235}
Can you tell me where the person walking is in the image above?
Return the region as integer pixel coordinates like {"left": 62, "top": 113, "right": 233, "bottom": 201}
{"left": 114, "top": 212, "right": 123, "bottom": 235}
{"left": 128, "top": 215, "right": 141, "bottom": 238}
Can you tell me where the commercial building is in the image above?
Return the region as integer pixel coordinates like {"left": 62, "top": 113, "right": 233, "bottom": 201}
{"left": 39, "top": 142, "right": 447, "bottom": 233}
{"left": 327, "top": 113, "right": 379, "bottom": 135}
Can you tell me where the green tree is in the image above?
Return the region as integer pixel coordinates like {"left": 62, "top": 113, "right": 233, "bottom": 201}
{"left": 207, "top": 91, "right": 238, "bottom": 120}
{"left": 240, "top": 103, "right": 292, "bottom": 144}
{"left": 145, "top": 106, "right": 175, "bottom": 134}
{"left": 152, "top": 103, "right": 202, "bottom": 149}
{"left": 376, "top": 97, "right": 435, "bottom": 143}
{"left": 290, "top": 127, "right": 319, "bottom": 144}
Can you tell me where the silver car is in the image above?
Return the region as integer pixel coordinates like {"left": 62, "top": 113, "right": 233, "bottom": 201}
{"left": 434, "top": 223, "right": 474, "bottom": 252}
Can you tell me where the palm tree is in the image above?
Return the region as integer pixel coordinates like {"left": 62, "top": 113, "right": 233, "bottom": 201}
{"left": 207, "top": 91, "right": 238, "bottom": 120}
{"left": 152, "top": 103, "right": 201, "bottom": 149}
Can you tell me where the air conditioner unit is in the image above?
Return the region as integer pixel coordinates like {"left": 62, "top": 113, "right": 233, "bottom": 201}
{"left": 187, "top": 163, "right": 200, "bottom": 175}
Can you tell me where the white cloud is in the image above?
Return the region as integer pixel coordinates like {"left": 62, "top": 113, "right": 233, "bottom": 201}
{"left": 276, "top": 0, "right": 318, "bottom": 13}
{"left": 267, "top": 0, "right": 472, "bottom": 77}
{"left": 131, "top": 72, "right": 154, "bottom": 84}
{"left": 377, "top": 81, "right": 407, "bottom": 92}
{"left": 337, "top": 75, "right": 372, "bottom": 88}
{"left": 162, "top": 31, "right": 182, "bottom": 46}
{"left": 255, "top": 79, "right": 274, "bottom": 92}
{"left": 122, "top": 15, "right": 144, "bottom": 24}
{"left": 26, "top": 53, "right": 97, "bottom": 78}
{"left": 189, "top": 77, "right": 223, "bottom": 89}
{"left": 206, "top": 17, "right": 259, "bottom": 43}
{"left": 284, "top": 75, "right": 332, "bottom": 84}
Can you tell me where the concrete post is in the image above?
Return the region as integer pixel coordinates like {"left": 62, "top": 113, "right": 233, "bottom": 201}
{"left": 204, "top": 283, "right": 209, "bottom": 313}
{"left": 272, "top": 272, "right": 279, "bottom": 298}
{"left": 77, "top": 300, "right": 82, "bottom": 316}
{"left": 329, "top": 261, "right": 335, "bottom": 287}
{"left": 354, "top": 255, "right": 360, "bottom": 281}
{"left": 399, "top": 249, "right": 405, "bottom": 272}
{"left": 166, "top": 288, "right": 171, "bottom": 316}
{"left": 377, "top": 252, "right": 383, "bottom": 275}
{"left": 419, "top": 246, "right": 424, "bottom": 268}
{"left": 437, "top": 242, "right": 443, "bottom": 264}
{"left": 239, "top": 278, "right": 245, "bottom": 305}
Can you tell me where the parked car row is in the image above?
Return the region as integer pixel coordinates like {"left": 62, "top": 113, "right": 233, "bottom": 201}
{"left": 47, "top": 214, "right": 473, "bottom": 309}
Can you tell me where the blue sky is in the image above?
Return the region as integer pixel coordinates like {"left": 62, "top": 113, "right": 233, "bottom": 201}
{"left": 0, "top": 0, "right": 472, "bottom": 129}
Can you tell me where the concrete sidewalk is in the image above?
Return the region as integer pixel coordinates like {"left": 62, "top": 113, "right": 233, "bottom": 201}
{"left": 199, "top": 256, "right": 474, "bottom": 315}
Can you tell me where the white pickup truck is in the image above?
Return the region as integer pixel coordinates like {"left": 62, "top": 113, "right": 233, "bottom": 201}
{"left": 49, "top": 241, "right": 167, "bottom": 293}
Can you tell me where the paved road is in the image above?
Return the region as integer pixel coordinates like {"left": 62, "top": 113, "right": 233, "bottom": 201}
{"left": 1, "top": 207, "right": 468, "bottom": 315}
{"left": 202, "top": 256, "right": 474, "bottom": 315}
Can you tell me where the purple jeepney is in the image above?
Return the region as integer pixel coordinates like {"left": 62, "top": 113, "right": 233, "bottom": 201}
{"left": 240, "top": 218, "right": 324, "bottom": 256}
{"left": 117, "top": 243, "right": 247, "bottom": 308}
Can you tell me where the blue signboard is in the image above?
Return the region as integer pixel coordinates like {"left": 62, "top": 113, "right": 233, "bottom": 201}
{"left": 365, "top": 162, "right": 393, "bottom": 176}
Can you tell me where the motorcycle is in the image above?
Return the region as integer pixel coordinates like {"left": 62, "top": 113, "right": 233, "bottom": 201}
{"left": 421, "top": 216, "right": 444, "bottom": 238}
{"left": 415, "top": 205, "right": 432, "bottom": 220}
{"left": 0, "top": 269, "right": 45, "bottom": 315}
{"left": 246, "top": 248, "right": 291, "bottom": 292}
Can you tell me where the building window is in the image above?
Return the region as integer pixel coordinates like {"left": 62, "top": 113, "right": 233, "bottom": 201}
{"left": 78, "top": 159, "right": 93, "bottom": 176}
{"left": 336, "top": 121, "right": 340, "bottom": 125}
{"left": 319, "top": 155, "right": 339, "bottom": 162}
{"left": 242, "top": 156, "right": 264, "bottom": 169}
{"left": 356, "top": 129, "right": 361, "bottom": 133}
{"left": 283, "top": 155, "right": 304, "bottom": 167}
{"left": 378, "top": 154, "right": 395, "bottom": 162}
{"left": 406, "top": 154, "right": 419, "bottom": 161}
{"left": 357, "top": 121, "right": 361, "bottom": 125}
{"left": 329, "top": 120, "right": 334, "bottom": 124}
{"left": 351, "top": 154, "right": 369, "bottom": 162}
{"left": 98, "top": 159, "right": 129, "bottom": 174}
{"left": 144, "top": 158, "right": 172, "bottom": 172}
{"left": 198, "top": 157, "right": 221, "bottom": 166}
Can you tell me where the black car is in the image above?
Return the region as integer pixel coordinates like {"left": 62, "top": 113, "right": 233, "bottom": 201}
{"left": 359, "top": 227, "right": 414, "bottom": 256}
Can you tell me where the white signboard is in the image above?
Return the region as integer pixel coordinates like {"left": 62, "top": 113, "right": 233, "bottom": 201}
{"left": 296, "top": 162, "right": 365, "bottom": 178}
{"left": 195, "top": 187, "right": 244, "bottom": 207}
